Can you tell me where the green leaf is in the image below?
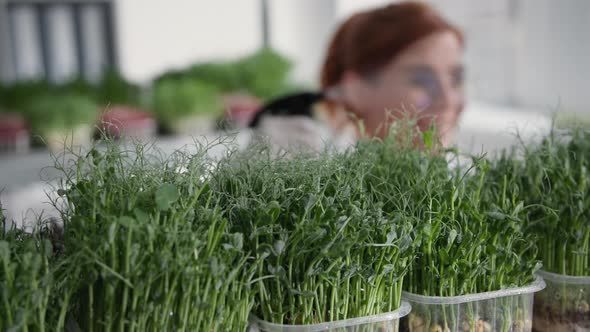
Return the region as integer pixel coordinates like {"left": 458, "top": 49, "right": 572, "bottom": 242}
{"left": 0, "top": 240, "right": 9, "bottom": 263}
{"left": 119, "top": 216, "right": 135, "bottom": 228}
{"left": 155, "top": 184, "right": 180, "bottom": 211}
{"left": 209, "top": 257, "right": 220, "bottom": 275}
{"left": 267, "top": 201, "right": 281, "bottom": 222}
{"left": 134, "top": 208, "right": 149, "bottom": 224}
{"left": 108, "top": 223, "right": 117, "bottom": 244}
{"left": 232, "top": 233, "right": 243, "bottom": 251}
{"left": 423, "top": 129, "right": 434, "bottom": 149}
{"left": 386, "top": 230, "right": 397, "bottom": 244}
{"left": 512, "top": 201, "right": 524, "bottom": 216}
{"left": 440, "top": 249, "right": 450, "bottom": 264}
{"left": 273, "top": 240, "right": 286, "bottom": 256}
{"left": 423, "top": 224, "right": 432, "bottom": 237}
{"left": 448, "top": 229, "right": 458, "bottom": 247}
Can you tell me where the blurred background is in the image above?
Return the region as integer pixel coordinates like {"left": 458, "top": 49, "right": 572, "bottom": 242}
{"left": 1, "top": 0, "right": 589, "bottom": 224}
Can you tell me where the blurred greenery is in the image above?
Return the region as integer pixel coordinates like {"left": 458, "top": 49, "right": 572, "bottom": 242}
{"left": 0, "top": 69, "right": 141, "bottom": 112}
{"left": 152, "top": 79, "right": 221, "bottom": 129}
{"left": 22, "top": 93, "right": 98, "bottom": 135}
{"left": 0, "top": 48, "right": 298, "bottom": 139}
{"left": 554, "top": 112, "right": 590, "bottom": 130}
{"left": 0, "top": 80, "right": 54, "bottom": 111}
{"left": 58, "top": 70, "right": 142, "bottom": 107}
{"left": 154, "top": 48, "right": 297, "bottom": 101}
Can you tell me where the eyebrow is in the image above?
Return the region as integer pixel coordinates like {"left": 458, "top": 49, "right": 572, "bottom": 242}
{"left": 402, "top": 65, "right": 434, "bottom": 74}
{"left": 401, "top": 64, "right": 465, "bottom": 74}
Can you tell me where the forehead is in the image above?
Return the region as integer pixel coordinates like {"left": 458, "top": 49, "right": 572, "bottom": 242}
{"left": 390, "top": 31, "right": 463, "bottom": 68}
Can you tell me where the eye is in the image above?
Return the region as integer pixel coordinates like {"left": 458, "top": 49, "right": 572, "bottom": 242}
{"left": 409, "top": 68, "right": 441, "bottom": 100}
{"left": 409, "top": 70, "right": 438, "bottom": 91}
{"left": 452, "top": 67, "right": 465, "bottom": 87}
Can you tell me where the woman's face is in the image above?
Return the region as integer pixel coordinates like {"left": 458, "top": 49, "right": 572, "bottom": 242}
{"left": 341, "top": 31, "right": 464, "bottom": 144}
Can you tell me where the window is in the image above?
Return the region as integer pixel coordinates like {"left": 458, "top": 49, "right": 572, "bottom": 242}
{"left": 2, "top": 0, "right": 116, "bottom": 83}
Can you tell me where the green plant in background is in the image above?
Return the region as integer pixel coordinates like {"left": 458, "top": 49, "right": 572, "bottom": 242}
{"left": 179, "top": 62, "right": 244, "bottom": 92}
{"left": 0, "top": 201, "right": 4, "bottom": 229}
{"left": 94, "top": 70, "right": 142, "bottom": 107}
{"left": 231, "top": 48, "right": 295, "bottom": 100}
{"left": 57, "top": 76, "right": 96, "bottom": 100}
{"left": 56, "top": 141, "right": 255, "bottom": 331}
{"left": 21, "top": 93, "right": 98, "bottom": 143}
{"left": 0, "top": 80, "right": 54, "bottom": 111}
{"left": 58, "top": 70, "right": 142, "bottom": 108}
{"left": 554, "top": 112, "right": 590, "bottom": 130}
{"left": 152, "top": 78, "right": 221, "bottom": 130}
{"left": 155, "top": 48, "right": 297, "bottom": 101}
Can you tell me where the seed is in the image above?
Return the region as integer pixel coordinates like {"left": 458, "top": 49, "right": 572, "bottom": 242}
{"left": 429, "top": 324, "right": 443, "bottom": 332}
{"left": 462, "top": 319, "right": 471, "bottom": 331}
{"left": 513, "top": 319, "right": 525, "bottom": 332}
{"left": 409, "top": 314, "right": 426, "bottom": 332}
{"left": 410, "top": 314, "right": 425, "bottom": 328}
{"left": 475, "top": 319, "right": 491, "bottom": 332}
{"left": 412, "top": 326, "right": 425, "bottom": 332}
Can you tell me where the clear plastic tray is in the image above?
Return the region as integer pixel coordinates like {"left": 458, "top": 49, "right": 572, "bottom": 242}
{"left": 533, "top": 270, "right": 590, "bottom": 332}
{"left": 401, "top": 276, "right": 545, "bottom": 332}
{"left": 249, "top": 301, "right": 411, "bottom": 332}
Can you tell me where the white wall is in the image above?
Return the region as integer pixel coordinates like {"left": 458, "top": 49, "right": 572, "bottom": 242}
{"left": 0, "top": 1, "right": 14, "bottom": 82}
{"left": 336, "top": 0, "right": 391, "bottom": 18}
{"left": 515, "top": 0, "right": 590, "bottom": 113}
{"left": 268, "top": 0, "right": 337, "bottom": 86}
{"left": 114, "top": 0, "right": 262, "bottom": 83}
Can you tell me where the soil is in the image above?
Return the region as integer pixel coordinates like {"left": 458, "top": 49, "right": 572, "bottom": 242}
{"left": 533, "top": 298, "right": 590, "bottom": 332}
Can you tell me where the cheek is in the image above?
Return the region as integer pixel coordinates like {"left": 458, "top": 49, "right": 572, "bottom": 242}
{"left": 363, "top": 87, "right": 429, "bottom": 129}
{"left": 374, "top": 82, "right": 431, "bottom": 114}
{"left": 421, "top": 106, "right": 464, "bottom": 135}
{"left": 403, "top": 89, "right": 432, "bottom": 111}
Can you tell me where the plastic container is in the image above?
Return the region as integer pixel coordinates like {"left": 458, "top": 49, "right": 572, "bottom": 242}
{"left": 250, "top": 301, "right": 411, "bottom": 332}
{"left": 533, "top": 270, "right": 590, "bottom": 332}
{"left": 401, "top": 277, "right": 545, "bottom": 332}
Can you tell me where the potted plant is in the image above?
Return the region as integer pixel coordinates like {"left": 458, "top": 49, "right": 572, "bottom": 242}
{"left": 98, "top": 105, "right": 157, "bottom": 140}
{"left": 0, "top": 111, "right": 30, "bottom": 153}
{"left": 154, "top": 48, "right": 295, "bottom": 102}
{"left": 152, "top": 78, "right": 221, "bottom": 135}
{"left": 490, "top": 129, "right": 590, "bottom": 332}
{"left": 231, "top": 48, "right": 295, "bottom": 101}
{"left": 55, "top": 142, "right": 256, "bottom": 331}
{"left": 351, "top": 125, "right": 544, "bottom": 332}
{"left": 0, "top": 80, "right": 53, "bottom": 111}
{"left": 59, "top": 71, "right": 156, "bottom": 140}
{"left": 21, "top": 93, "right": 98, "bottom": 152}
{"left": 94, "top": 69, "right": 143, "bottom": 107}
{"left": 209, "top": 143, "right": 415, "bottom": 331}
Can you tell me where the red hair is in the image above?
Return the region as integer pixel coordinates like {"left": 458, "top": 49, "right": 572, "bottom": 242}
{"left": 320, "top": 1, "right": 463, "bottom": 89}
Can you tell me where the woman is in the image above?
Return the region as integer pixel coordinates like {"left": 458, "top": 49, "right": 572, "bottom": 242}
{"left": 249, "top": 1, "right": 464, "bottom": 151}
